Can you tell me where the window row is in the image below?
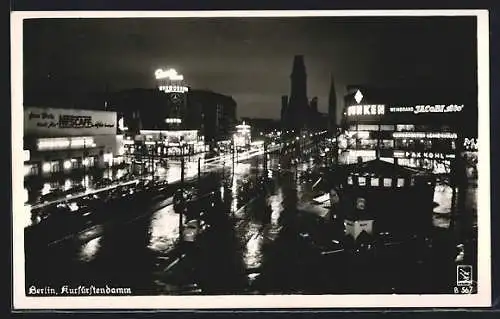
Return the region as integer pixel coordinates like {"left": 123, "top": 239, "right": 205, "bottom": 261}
{"left": 347, "top": 175, "right": 414, "bottom": 188}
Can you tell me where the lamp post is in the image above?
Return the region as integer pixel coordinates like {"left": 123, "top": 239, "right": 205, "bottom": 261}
{"left": 179, "top": 147, "right": 185, "bottom": 242}
{"left": 82, "top": 138, "right": 87, "bottom": 187}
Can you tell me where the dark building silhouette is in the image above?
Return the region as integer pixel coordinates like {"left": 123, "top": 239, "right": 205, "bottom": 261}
{"left": 280, "top": 95, "right": 289, "bottom": 125}
{"left": 308, "top": 96, "right": 319, "bottom": 128}
{"left": 185, "top": 89, "right": 237, "bottom": 145}
{"left": 283, "top": 55, "right": 309, "bottom": 131}
{"left": 309, "top": 96, "right": 318, "bottom": 113}
{"left": 107, "top": 88, "right": 237, "bottom": 143}
{"left": 240, "top": 117, "right": 281, "bottom": 135}
{"left": 107, "top": 88, "right": 169, "bottom": 133}
{"left": 328, "top": 75, "right": 338, "bottom": 133}
{"left": 307, "top": 97, "right": 328, "bottom": 131}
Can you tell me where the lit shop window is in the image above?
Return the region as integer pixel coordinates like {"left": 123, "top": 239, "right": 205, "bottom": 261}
{"left": 396, "top": 124, "right": 415, "bottom": 132}
{"left": 63, "top": 160, "right": 72, "bottom": 170}
{"left": 355, "top": 131, "right": 370, "bottom": 139}
{"left": 103, "top": 153, "right": 113, "bottom": 164}
{"left": 42, "top": 162, "right": 51, "bottom": 173}
{"left": 83, "top": 157, "right": 94, "bottom": 167}
{"left": 359, "top": 139, "right": 377, "bottom": 150}
{"left": 347, "top": 176, "right": 354, "bottom": 185}
{"left": 379, "top": 140, "right": 394, "bottom": 149}
{"left": 380, "top": 125, "right": 395, "bottom": 131}
{"left": 71, "top": 159, "right": 79, "bottom": 169}
{"left": 37, "top": 137, "right": 96, "bottom": 151}
{"left": 383, "top": 178, "right": 392, "bottom": 187}
{"left": 397, "top": 178, "right": 405, "bottom": 188}
{"left": 357, "top": 124, "right": 379, "bottom": 131}
{"left": 358, "top": 177, "right": 366, "bottom": 186}
{"left": 24, "top": 165, "right": 31, "bottom": 177}
{"left": 371, "top": 177, "right": 379, "bottom": 186}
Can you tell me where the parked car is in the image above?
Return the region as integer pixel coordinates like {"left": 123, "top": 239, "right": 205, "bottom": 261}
{"left": 182, "top": 219, "right": 208, "bottom": 243}
{"left": 39, "top": 188, "right": 65, "bottom": 203}
{"left": 95, "top": 178, "right": 113, "bottom": 188}
{"left": 64, "top": 185, "right": 86, "bottom": 196}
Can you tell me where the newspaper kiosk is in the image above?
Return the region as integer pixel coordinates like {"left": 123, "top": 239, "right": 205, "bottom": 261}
{"left": 336, "top": 159, "right": 436, "bottom": 243}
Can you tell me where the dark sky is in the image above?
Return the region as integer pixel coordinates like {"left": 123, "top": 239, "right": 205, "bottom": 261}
{"left": 23, "top": 16, "right": 477, "bottom": 119}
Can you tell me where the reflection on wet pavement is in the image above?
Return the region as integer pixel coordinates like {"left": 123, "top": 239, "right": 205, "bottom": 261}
{"left": 24, "top": 151, "right": 478, "bottom": 295}
{"left": 78, "top": 237, "right": 102, "bottom": 263}
{"left": 148, "top": 204, "right": 181, "bottom": 253}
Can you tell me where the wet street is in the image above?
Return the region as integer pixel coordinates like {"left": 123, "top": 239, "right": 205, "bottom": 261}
{"left": 24, "top": 152, "right": 477, "bottom": 296}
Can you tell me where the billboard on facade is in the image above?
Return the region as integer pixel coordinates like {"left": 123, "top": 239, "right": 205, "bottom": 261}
{"left": 24, "top": 107, "right": 117, "bottom": 137}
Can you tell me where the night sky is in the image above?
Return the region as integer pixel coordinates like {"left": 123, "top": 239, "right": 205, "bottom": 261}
{"left": 23, "top": 15, "right": 477, "bottom": 119}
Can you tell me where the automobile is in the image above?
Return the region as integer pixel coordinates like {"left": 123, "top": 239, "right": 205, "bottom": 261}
{"left": 39, "top": 188, "right": 65, "bottom": 203}
{"left": 41, "top": 203, "right": 74, "bottom": 222}
{"left": 64, "top": 185, "right": 87, "bottom": 196}
{"left": 182, "top": 219, "right": 208, "bottom": 243}
{"left": 95, "top": 178, "right": 113, "bottom": 188}
{"left": 173, "top": 188, "right": 195, "bottom": 214}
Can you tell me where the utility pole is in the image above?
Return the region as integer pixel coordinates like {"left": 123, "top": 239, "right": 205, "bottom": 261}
{"left": 197, "top": 156, "right": 201, "bottom": 230}
{"left": 264, "top": 142, "right": 268, "bottom": 172}
{"left": 232, "top": 141, "right": 235, "bottom": 175}
{"left": 151, "top": 143, "right": 155, "bottom": 180}
{"left": 179, "top": 153, "right": 185, "bottom": 242}
{"left": 82, "top": 138, "right": 87, "bottom": 187}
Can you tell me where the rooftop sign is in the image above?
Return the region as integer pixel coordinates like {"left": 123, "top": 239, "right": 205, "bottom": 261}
{"left": 155, "top": 68, "right": 184, "bottom": 81}
{"left": 389, "top": 104, "right": 464, "bottom": 114}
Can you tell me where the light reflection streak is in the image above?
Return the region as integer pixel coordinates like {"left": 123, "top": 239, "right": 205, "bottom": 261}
{"left": 433, "top": 184, "right": 452, "bottom": 215}
{"left": 63, "top": 178, "right": 72, "bottom": 191}
{"left": 77, "top": 225, "right": 104, "bottom": 241}
{"left": 41, "top": 183, "right": 51, "bottom": 195}
{"left": 148, "top": 204, "right": 180, "bottom": 252}
{"left": 78, "top": 237, "right": 102, "bottom": 263}
{"left": 243, "top": 224, "right": 264, "bottom": 270}
{"left": 268, "top": 189, "right": 283, "bottom": 226}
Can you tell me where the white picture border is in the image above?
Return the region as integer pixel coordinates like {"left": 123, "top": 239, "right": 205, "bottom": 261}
{"left": 11, "top": 9, "right": 491, "bottom": 310}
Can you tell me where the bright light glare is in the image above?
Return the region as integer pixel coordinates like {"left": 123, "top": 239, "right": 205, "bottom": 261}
{"left": 155, "top": 68, "right": 184, "bottom": 81}
{"left": 42, "top": 162, "right": 51, "bottom": 173}
{"left": 63, "top": 160, "right": 72, "bottom": 170}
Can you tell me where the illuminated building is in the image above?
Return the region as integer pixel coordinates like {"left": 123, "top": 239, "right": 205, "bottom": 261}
{"left": 109, "top": 88, "right": 236, "bottom": 147}
{"left": 155, "top": 68, "right": 189, "bottom": 130}
{"left": 23, "top": 107, "right": 124, "bottom": 178}
{"left": 233, "top": 122, "right": 252, "bottom": 150}
{"left": 137, "top": 129, "right": 206, "bottom": 156}
{"left": 340, "top": 86, "right": 477, "bottom": 174}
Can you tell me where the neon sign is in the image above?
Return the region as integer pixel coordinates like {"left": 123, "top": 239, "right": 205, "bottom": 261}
{"left": 393, "top": 151, "right": 455, "bottom": 159}
{"left": 165, "top": 118, "right": 182, "bottom": 124}
{"left": 392, "top": 132, "right": 458, "bottom": 139}
{"left": 389, "top": 104, "right": 464, "bottom": 114}
{"left": 464, "top": 138, "right": 478, "bottom": 151}
{"left": 347, "top": 104, "right": 385, "bottom": 116}
{"left": 159, "top": 85, "right": 189, "bottom": 93}
{"left": 155, "top": 68, "right": 184, "bottom": 81}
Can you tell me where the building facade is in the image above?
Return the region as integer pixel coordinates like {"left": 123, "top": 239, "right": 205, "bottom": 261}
{"left": 23, "top": 107, "right": 124, "bottom": 178}
{"left": 184, "top": 89, "right": 237, "bottom": 145}
{"left": 339, "top": 86, "right": 477, "bottom": 174}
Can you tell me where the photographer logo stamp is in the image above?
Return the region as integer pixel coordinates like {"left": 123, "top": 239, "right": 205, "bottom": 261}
{"left": 457, "top": 265, "right": 473, "bottom": 287}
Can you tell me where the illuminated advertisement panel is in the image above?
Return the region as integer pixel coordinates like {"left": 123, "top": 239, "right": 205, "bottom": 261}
{"left": 24, "top": 107, "right": 117, "bottom": 137}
